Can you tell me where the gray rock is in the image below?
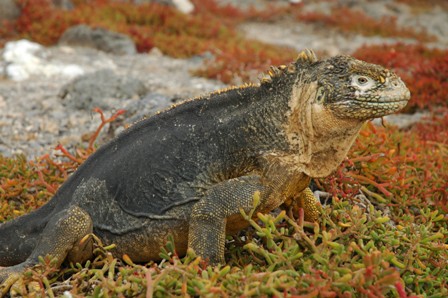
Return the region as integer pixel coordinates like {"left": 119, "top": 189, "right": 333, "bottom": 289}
{"left": 215, "top": 0, "right": 290, "bottom": 10}
{"left": 52, "top": 0, "right": 74, "bottom": 10}
{"left": 59, "top": 69, "right": 148, "bottom": 110}
{"left": 0, "top": 0, "right": 20, "bottom": 22}
{"left": 0, "top": 0, "right": 74, "bottom": 25}
{"left": 122, "top": 93, "right": 174, "bottom": 124}
{"left": 2, "top": 39, "right": 85, "bottom": 81}
{"left": 372, "top": 112, "right": 430, "bottom": 129}
{"left": 59, "top": 25, "right": 137, "bottom": 55}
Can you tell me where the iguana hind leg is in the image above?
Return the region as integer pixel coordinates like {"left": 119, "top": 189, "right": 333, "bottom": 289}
{"left": 0, "top": 205, "right": 93, "bottom": 296}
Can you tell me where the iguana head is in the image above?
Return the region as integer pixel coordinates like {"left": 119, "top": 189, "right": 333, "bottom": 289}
{"left": 271, "top": 50, "right": 411, "bottom": 177}
{"left": 298, "top": 50, "right": 411, "bottom": 120}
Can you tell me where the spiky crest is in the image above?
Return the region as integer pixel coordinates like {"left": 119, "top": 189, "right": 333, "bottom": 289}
{"left": 295, "top": 49, "right": 318, "bottom": 66}
{"left": 260, "top": 49, "right": 318, "bottom": 86}
{"left": 207, "top": 83, "right": 258, "bottom": 97}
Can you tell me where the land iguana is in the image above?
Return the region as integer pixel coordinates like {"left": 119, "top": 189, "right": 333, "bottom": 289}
{"left": 0, "top": 50, "right": 410, "bottom": 294}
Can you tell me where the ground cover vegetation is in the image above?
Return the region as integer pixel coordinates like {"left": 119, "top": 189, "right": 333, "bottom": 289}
{"left": 0, "top": 0, "right": 446, "bottom": 296}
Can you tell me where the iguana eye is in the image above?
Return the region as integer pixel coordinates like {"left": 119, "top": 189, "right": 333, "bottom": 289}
{"left": 351, "top": 75, "right": 375, "bottom": 90}
{"left": 357, "top": 77, "right": 368, "bottom": 85}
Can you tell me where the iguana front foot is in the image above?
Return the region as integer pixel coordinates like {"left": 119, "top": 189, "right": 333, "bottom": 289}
{"left": 283, "top": 187, "right": 321, "bottom": 222}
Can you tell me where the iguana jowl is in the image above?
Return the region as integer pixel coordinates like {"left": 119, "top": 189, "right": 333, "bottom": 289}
{"left": 0, "top": 50, "right": 410, "bottom": 293}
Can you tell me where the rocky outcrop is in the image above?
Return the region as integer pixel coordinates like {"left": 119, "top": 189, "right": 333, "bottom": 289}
{"left": 1, "top": 39, "right": 84, "bottom": 81}
{"left": 0, "top": 0, "right": 20, "bottom": 23}
{"left": 59, "top": 25, "right": 137, "bottom": 55}
{"left": 58, "top": 69, "right": 148, "bottom": 110}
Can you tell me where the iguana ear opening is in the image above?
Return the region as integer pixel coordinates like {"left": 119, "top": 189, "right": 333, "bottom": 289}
{"left": 315, "top": 86, "right": 326, "bottom": 104}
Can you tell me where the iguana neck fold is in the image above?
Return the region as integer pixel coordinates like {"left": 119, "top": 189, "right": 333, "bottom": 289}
{"left": 279, "top": 79, "right": 364, "bottom": 178}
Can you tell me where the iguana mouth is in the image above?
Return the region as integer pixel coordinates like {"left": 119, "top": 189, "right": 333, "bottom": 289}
{"left": 336, "top": 97, "right": 409, "bottom": 107}
{"left": 331, "top": 98, "right": 409, "bottom": 120}
{"left": 352, "top": 87, "right": 411, "bottom": 104}
{"left": 355, "top": 100, "right": 409, "bottom": 111}
{"left": 352, "top": 99, "right": 409, "bottom": 104}
{"left": 333, "top": 84, "right": 411, "bottom": 119}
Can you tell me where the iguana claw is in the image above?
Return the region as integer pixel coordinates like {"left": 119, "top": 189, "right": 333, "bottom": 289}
{"left": 0, "top": 268, "right": 21, "bottom": 297}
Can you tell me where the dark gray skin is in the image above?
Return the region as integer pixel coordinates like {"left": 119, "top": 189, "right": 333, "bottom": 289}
{"left": 0, "top": 50, "right": 410, "bottom": 294}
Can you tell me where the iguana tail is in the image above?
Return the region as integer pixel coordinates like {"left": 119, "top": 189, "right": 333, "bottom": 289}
{"left": 0, "top": 197, "right": 58, "bottom": 266}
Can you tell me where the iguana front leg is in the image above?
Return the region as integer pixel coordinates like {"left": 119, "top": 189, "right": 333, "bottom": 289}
{"left": 0, "top": 205, "right": 93, "bottom": 296}
{"left": 188, "top": 172, "right": 321, "bottom": 265}
{"left": 189, "top": 175, "right": 266, "bottom": 265}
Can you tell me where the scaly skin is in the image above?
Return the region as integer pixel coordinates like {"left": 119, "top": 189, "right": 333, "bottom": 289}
{"left": 0, "top": 50, "right": 410, "bottom": 295}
